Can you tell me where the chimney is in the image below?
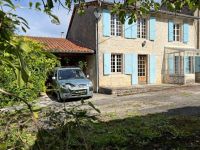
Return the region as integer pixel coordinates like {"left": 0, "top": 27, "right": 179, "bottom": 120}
{"left": 61, "top": 32, "right": 64, "bottom": 38}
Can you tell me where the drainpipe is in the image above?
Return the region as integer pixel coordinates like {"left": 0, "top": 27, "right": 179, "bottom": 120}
{"left": 95, "top": 18, "right": 99, "bottom": 92}
{"left": 197, "top": 9, "right": 200, "bottom": 49}
{"left": 94, "top": 8, "right": 101, "bottom": 93}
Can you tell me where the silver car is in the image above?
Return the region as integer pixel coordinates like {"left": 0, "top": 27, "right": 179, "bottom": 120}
{"left": 52, "top": 67, "right": 93, "bottom": 101}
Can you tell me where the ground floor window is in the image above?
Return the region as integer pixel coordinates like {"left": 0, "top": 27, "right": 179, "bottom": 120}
{"left": 174, "top": 56, "right": 194, "bottom": 74}
{"left": 111, "top": 54, "right": 123, "bottom": 73}
{"left": 188, "top": 56, "right": 194, "bottom": 74}
{"left": 174, "top": 56, "right": 184, "bottom": 74}
{"left": 174, "top": 56, "right": 179, "bottom": 74}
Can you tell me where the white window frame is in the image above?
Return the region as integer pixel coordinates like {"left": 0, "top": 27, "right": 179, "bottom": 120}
{"left": 111, "top": 54, "right": 123, "bottom": 73}
{"left": 110, "top": 14, "right": 122, "bottom": 36}
{"left": 174, "top": 56, "right": 180, "bottom": 74}
{"left": 137, "top": 18, "right": 147, "bottom": 39}
{"left": 173, "top": 23, "right": 182, "bottom": 42}
{"left": 188, "top": 56, "right": 194, "bottom": 74}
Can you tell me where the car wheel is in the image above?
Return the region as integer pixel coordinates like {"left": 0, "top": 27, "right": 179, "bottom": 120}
{"left": 88, "top": 95, "right": 93, "bottom": 99}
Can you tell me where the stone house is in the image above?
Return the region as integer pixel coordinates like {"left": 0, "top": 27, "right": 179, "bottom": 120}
{"left": 66, "top": 1, "right": 200, "bottom": 92}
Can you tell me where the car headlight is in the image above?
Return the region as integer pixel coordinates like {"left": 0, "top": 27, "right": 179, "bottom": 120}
{"left": 61, "top": 84, "right": 69, "bottom": 89}
{"left": 88, "top": 82, "right": 93, "bottom": 87}
{"left": 61, "top": 83, "right": 75, "bottom": 88}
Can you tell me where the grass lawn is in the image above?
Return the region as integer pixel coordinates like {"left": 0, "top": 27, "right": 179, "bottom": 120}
{"left": 1, "top": 106, "right": 200, "bottom": 149}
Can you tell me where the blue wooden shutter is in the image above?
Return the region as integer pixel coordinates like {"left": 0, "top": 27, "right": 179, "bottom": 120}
{"left": 124, "top": 17, "right": 137, "bottom": 39}
{"left": 184, "top": 56, "right": 190, "bottom": 74}
{"left": 102, "top": 9, "right": 111, "bottom": 37}
{"left": 183, "top": 23, "right": 189, "bottom": 43}
{"left": 124, "top": 16, "right": 132, "bottom": 39}
{"left": 125, "top": 54, "right": 133, "bottom": 74}
{"left": 149, "top": 17, "right": 156, "bottom": 41}
{"left": 149, "top": 54, "right": 156, "bottom": 84}
{"left": 195, "top": 56, "right": 200, "bottom": 73}
{"left": 168, "top": 54, "right": 174, "bottom": 74}
{"left": 132, "top": 53, "right": 138, "bottom": 85}
{"left": 168, "top": 20, "right": 174, "bottom": 42}
{"left": 132, "top": 21, "right": 137, "bottom": 38}
{"left": 104, "top": 53, "right": 111, "bottom": 75}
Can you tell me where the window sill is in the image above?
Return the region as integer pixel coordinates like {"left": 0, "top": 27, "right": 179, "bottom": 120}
{"left": 111, "top": 73, "right": 123, "bottom": 75}
{"left": 185, "top": 73, "right": 195, "bottom": 75}
{"left": 170, "top": 41, "right": 184, "bottom": 44}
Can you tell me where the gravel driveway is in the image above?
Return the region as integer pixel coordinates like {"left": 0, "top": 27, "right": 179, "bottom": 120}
{"left": 35, "top": 85, "right": 200, "bottom": 120}
{"left": 2, "top": 85, "right": 200, "bottom": 119}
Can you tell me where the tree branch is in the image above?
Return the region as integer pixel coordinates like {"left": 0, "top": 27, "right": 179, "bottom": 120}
{"left": 0, "top": 88, "right": 33, "bottom": 113}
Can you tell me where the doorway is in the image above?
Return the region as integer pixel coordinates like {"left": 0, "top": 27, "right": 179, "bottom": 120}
{"left": 138, "top": 55, "right": 148, "bottom": 84}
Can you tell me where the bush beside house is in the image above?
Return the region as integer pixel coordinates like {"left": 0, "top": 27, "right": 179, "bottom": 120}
{"left": 0, "top": 37, "right": 59, "bottom": 108}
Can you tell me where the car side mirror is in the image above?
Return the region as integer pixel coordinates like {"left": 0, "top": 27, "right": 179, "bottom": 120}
{"left": 86, "top": 75, "right": 89, "bottom": 78}
{"left": 52, "top": 76, "right": 56, "bottom": 80}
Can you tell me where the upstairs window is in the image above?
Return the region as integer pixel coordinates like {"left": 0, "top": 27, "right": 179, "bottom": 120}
{"left": 173, "top": 23, "right": 181, "bottom": 42}
{"left": 137, "top": 18, "right": 147, "bottom": 38}
{"left": 111, "top": 14, "right": 122, "bottom": 36}
{"left": 111, "top": 54, "right": 123, "bottom": 73}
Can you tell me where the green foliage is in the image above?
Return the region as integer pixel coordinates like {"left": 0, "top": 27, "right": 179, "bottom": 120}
{"left": 2, "top": 108, "right": 200, "bottom": 149}
{"left": 78, "top": 60, "right": 87, "bottom": 71}
{"left": 0, "top": 110, "right": 37, "bottom": 150}
{"left": 0, "top": 37, "right": 59, "bottom": 108}
{"left": 35, "top": 114, "right": 200, "bottom": 149}
{"left": 0, "top": 99, "right": 100, "bottom": 150}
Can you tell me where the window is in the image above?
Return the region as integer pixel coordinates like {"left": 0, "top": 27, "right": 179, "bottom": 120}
{"left": 137, "top": 18, "right": 147, "bottom": 38}
{"left": 174, "top": 56, "right": 179, "bottom": 74}
{"left": 111, "top": 14, "right": 122, "bottom": 36}
{"left": 173, "top": 23, "right": 181, "bottom": 42}
{"left": 174, "top": 56, "right": 194, "bottom": 74}
{"left": 188, "top": 56, "right": 194, "bottom": 74}
{"left": 174, "top": 56, "right": 184, "bottom": 75}
{"left": 111, "top": 54, "right": 123, "bottom": 73}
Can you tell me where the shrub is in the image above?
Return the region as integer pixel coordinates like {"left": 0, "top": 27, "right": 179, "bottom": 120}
{"left": 0, "top": 37, "right": 59, "bottom": 108}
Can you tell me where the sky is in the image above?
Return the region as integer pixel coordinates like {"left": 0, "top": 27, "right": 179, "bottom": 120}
{"left": 13, "top": 0, "right": 161, "bottom": 38}
{"left": 15, "top": 1, "right": 72, "bottom": 38}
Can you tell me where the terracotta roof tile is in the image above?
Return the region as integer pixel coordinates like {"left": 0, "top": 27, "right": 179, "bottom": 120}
{"left": 26, "top": 36, "right": 94, "bottom": 53}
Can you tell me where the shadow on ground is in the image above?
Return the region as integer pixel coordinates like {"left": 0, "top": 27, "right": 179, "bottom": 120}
{"left": 32, "top": 106, "right": 200, "bottom": 150}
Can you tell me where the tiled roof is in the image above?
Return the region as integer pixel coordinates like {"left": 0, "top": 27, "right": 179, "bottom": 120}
{"left": 27, "top": 36, "right": 94, "bottom": 53}
{"left": 160, "top": 5, "right": 194, "bottom": 16}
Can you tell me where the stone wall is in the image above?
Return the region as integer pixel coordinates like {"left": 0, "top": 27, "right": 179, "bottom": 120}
{"left": 185, "top": 74, "right": 196, "bottom": 84}
{"left": 195, "top": 73, "right": 200, "bottom": 83}
{"left": 99, "top": 84, "right": 178, "bottom": 96}
{"left": 194, "top": 10, "right": 200, "bottom": 49}
{"left": 163, "top": 74, "right": 196, "bottom": 84}
{"left": 163, "top": 75, "right": 185, "bottom": 84}
{"left": 85, "top": 55, "right": 97, "bottom": 91}
{"left": 67, "top": 6, "right": 96, "bottom": 50}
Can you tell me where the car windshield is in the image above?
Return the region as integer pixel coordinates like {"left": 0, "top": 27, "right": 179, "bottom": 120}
{"left": 58, "top": 69, "right": 85, "bottom": 80}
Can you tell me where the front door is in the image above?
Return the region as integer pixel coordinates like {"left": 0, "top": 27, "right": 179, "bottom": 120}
{"left": 138, "top": 55, "right": 147, "bottom": 84}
